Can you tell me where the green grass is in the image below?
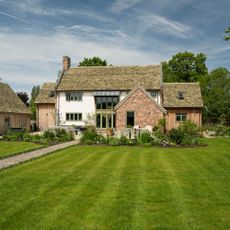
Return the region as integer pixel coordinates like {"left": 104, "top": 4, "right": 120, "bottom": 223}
{"left": 0, "top": 141, "right": 45, "bottom": 159}
{"left": 0, "top": 138, "right": 229, "bottom": 229}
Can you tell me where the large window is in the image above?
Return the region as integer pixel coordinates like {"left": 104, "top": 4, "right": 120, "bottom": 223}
{"left": 66, "top": 113, "right": 82, "bottom": 121}
{"left": 127, "top": 111, "right": 135, "bottom": 127}
{"left": 176, "top": 113, "right": 187, "bottom": 122}
{"left": 66, "top": 92, "right": 83, "bottom": 101}
{"left": 95, "top": 96, "right": 119, "bottom": 110}
{"left": 96, "top": 113, "right": 115, "bottom": 128}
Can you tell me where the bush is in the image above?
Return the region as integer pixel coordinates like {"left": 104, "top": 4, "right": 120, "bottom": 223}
{"left": 215, "top": 125, "right": 230, "bottom": 136}
{"left": 138, "top": 131, "right": 153, "bottom": 144}
{"left": 168, "top": 128, "right": 186, "bottom": 145}
{"left": 108, "top": 137, "right": 120, "bottom": 146}
{"left": 179, "top": 120, "right": 199, "bottom": 136}
{"left": 43, "top": 130, "right": 55, "bottom": 142}
{"left": 80, "top": 130, "right": 104, "bottom": 145}
{"left": 119, "top": 135, "right": 128, "bottom": 145}
{"left": 23, "top": 132, "right": 32, "bottom": 142}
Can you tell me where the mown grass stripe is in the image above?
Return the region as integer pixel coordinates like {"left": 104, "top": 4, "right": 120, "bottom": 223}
{"left": 0, "top": 149, "right": 100, "bottom": 228}
{"left": 81, "top": 148, "right": 130, "bottom": 229}
{"left": 35, "top": 149, "right": 122, "bottom": 229}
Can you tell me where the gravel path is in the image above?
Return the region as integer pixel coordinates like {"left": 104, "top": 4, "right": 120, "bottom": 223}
{"left": 0, "top": 140, "right": 79, "bottom": 170}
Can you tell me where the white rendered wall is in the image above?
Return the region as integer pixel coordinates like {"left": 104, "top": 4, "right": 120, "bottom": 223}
{"left": 57, "top": 92, "right": 95, "bottom": 126}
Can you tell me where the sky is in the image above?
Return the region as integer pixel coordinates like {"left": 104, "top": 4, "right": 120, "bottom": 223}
{"left": 0, "top": 0, "right": 229, "bottom": 94}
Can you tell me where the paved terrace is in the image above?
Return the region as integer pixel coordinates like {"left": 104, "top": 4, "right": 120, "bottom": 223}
{"left": 0, "top": 140, "right": 79, "bottom": 170}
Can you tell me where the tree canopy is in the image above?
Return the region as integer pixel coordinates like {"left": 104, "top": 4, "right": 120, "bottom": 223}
{"left": 224, "top": 27, "right": 230, "bottom": 41}
{"left": 200, "top": 67, "right": 230, "bottom": 124}
{"left": 17, "top": 92, "right": 29, "bottom": 107}
{"left": 78, "top": 57, "right": 107, "bottom": 66}
{"left": 162, "top": 51, "right": 208, "bottom": 82}
{"left": 29, "top": 85, "right": 40, "bottom": 120}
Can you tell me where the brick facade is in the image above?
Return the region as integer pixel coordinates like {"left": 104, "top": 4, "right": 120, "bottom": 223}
{"left": 165, "top": 108, "right": 202, "bottom": 132}
{"left": 115, "top": 87, "right": 164, "bottom": 131}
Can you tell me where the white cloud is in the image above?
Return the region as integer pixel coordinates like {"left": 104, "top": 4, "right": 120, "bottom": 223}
{"left": 139, "top": 14, "right": 191, "bottom": 39}
{"left": 0, "top": 28, "right": 164, "bottom": 92}
{"left": 109, "top": 0, "right": 142, "bottom": 13}
{"left": 0, "top": 10, "right": 31, "bottom": 24}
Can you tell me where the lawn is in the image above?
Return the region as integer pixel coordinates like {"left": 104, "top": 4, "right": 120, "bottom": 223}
{"left": 0, "top": 138, "right": 229, "bottom": 229}
{"left": 0, "top": 141, "right": 45, "bottom": 159}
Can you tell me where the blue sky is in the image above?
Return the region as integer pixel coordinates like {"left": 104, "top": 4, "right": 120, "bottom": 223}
{"left": 0, "top": 0, "right": 229, "bottom": 94}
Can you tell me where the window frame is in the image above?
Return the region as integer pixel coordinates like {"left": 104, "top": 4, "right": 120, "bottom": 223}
{"left": 176, "top": 113, "right": 187, "bottom": 122}
{"left": 177, "top": 91, "right": 185, "bottom": 100}
{"left": 126, "top": 111, "right": 135, "bottom": 127}
{"left": 66, "top": 113, "right": 83, "bottom": 121}
{"left": 66, "top": 92, "right": 83, "bottom": 101}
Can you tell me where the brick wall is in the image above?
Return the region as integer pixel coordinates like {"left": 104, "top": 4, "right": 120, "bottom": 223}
{"left": 165, "top": 108, "right": 202, "bottom": 132}
{"left": 115, "top": 88, "right": 164, "bottom": 131}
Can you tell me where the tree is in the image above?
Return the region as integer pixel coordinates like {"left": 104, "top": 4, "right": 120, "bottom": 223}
{"left": 29, "top": 85, "right": 40, "bottom": 120}
{"left": 163, "top": 51, "right": 208, "bottom": 82}
{"left": 200, "top": 67, "right": 230, "bottom": 124}
{"left": 17, "top": 92, "right": 29, "bottom": 107}
{"left": 224, "top": 27, "right": 230, "bottom": 41}
{"left": 78, "top": 57, "right": 107, "bottom": 66}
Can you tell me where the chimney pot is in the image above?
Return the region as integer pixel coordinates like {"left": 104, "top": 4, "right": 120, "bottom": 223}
{"left": 63, "top": 56, "right": 71, "bottom": 71}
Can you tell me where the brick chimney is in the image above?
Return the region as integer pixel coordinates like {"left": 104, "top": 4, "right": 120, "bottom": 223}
{"left": 63, "top": 56, "right": 71, "bottom": 71}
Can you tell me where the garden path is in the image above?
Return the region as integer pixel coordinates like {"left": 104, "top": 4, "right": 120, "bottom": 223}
{"left": 0, "top": 140, "right": 79, "bottom": 170}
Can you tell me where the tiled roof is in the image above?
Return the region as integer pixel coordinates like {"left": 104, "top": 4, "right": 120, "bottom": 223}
{"left": 35, "top": 83, "right": 56, "bottom": 104}
{"left": 163, "top": 83, "right": 203, "bottom": 108}
{"left": 57, "top": 65, "right": 161, "bottom": 91}
{"left": 115, "top": 84, "right": 166, "bottom": 113}
{"left": 0, "top": 82, "right": 30, "bottom": 114}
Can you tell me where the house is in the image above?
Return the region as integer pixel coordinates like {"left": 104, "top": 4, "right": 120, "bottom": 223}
{"left": 0, "top": 82, "right": 30, "bottom": 135}
{"left": 35, "top": 83, "right": 56, "bottom": 131}
{"left": 35, "top": 56, "right": 203, "bottom": 132}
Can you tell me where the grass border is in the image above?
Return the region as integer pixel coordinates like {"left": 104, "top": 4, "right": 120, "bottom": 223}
{"left": 0, "top": 144, "right": 77, "bottom": 172}
{"left": 0, "top": 144, "right": 48, "bottom": 160}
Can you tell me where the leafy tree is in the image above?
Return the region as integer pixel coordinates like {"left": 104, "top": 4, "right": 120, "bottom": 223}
{"left": 17, "top": 92, "right": 29, "bottom": 107}
{"left": 200, "top": 67, "right": 230, "bottom": 124}
{"left": 29, "top": 85, "right": 40, "bottom": 120}
{"left": 78, "top": 57, "right": 107, "bottom": 66}
{"left": 163, "top": 51, "right": 208, "bottom": 82}
{"left": 224, "top": 27, "right": 230, "bottom": 41}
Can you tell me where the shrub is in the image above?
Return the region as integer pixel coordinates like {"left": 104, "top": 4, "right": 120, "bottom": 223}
{"left": 23, "top": 132, "right": 32, "bottom": 142}
{"left": 108, "top": 137, "right": 120, "bottom": 146}
{"left": 80, "top": 130, "right": 103, "bottom": 144}
{"left": 168, "top": 128, "right": 186, "bottom": 145}
{"left": 215, "top": 125, "right": 230, "bottom": 136}
{"left": 138, "top": 131, "right": 153, "bottom": 144}
{"left": 43, "top": 130, "right": 55, "bottom": 142}
{"left": 179, "top": 120, "right": 199, "bottom": 137}
{"left": 119, "top": 135, "right": 128, "bottom": 145}
{"left": 32, "top": 134, "right": 41, "bottom": 143}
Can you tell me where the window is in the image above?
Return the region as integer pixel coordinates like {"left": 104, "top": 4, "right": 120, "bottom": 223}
{"left": 66, "top": 92, "right": 83, "bottom": 101}
{"left": 96, "top": 97, "right": 102, "bottom": 109}
{"left": 150, "top": 91, "right": 157, "bottom": 98}
{"left": 176, "top": 113, "right": 187, "bottom": 122}
{"left": 96, "top": 113, "right": 116, "bottom": 128}
{"left": 177, "top": 91, "right": 184, "bottom": 100}
{"left": 127, "top": 111, "right": 135, "bottom": 127}
{"left": 19, "top": 117, "right": 26, "bottom": 127}
{"left": 66, "top": 113, "right": 82, "bottom": 121}
{"left": 95, "top": 96, "right": 119, "bottom": 110}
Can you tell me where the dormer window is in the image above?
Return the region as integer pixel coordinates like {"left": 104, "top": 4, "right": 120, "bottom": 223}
{"left": 177, "top": 91, "right": 184, "bottom": 100}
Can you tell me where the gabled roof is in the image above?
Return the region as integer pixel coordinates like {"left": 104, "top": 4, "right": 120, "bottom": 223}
{"left": 57, "top": 65, "right": 161, "bottom": 91}
{"left": 35, "top": 83, "right": 56, "bottom": 104}
{"left": 0, "top": 82, "right": 30, "bottom": 114}
{"left": 163, "top": 83, "right": 203, "bottom": 108}
{"left": 114, "top": 84, "right": 167, "bottom": 113}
